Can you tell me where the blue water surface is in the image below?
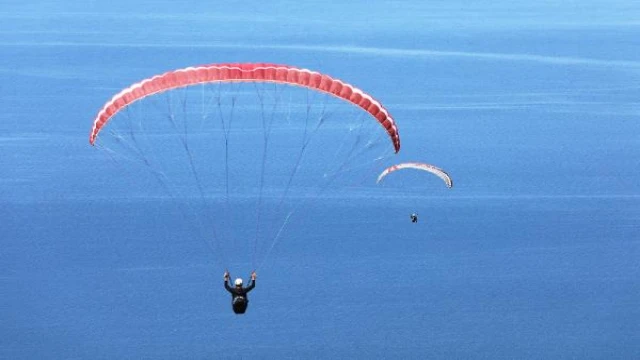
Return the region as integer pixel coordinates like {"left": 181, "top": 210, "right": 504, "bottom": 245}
{"left": 2, "top": 1, "right": 640, "bottom": 358}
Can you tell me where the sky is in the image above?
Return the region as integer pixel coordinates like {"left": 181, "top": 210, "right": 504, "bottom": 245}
{"left": 1, "top": 1, "right": 640, "bottom": 359}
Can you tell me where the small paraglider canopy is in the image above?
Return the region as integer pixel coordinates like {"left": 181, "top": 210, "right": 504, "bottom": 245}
{"left": 377, "top": 162, "right": 453, "bottom": 188}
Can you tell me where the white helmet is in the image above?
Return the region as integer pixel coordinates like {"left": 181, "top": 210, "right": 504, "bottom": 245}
{"left": 234, "top": 278, "right": 243, "bottom": 286}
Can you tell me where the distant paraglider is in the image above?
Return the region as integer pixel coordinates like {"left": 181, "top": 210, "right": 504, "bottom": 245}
{"left": 377, "top": 162, "right": 453, "bottom": 188}
{"left": 410, "top": 213, "right": 418, "bottom": 223}
{"left": 377, "top": 162, "right": 452, "bottom": 224}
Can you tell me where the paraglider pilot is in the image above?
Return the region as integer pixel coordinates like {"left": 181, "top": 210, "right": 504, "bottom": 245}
{"left": 224, "top": 270, "right": 256, "bottom": 314}
{"left": 410, "top": 213, "right": 418, "bottom": 223}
